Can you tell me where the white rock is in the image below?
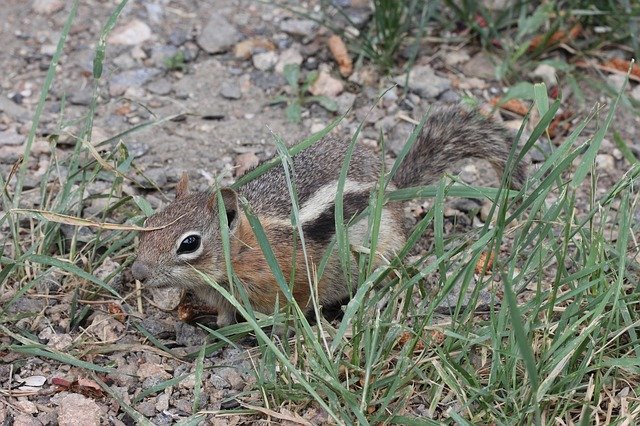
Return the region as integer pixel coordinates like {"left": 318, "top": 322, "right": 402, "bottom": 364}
{"left": 606, "top": 74, "right": 628, "bottom": 92}
{"left": 220, "top": 81, "right": 242, "bottom": 99}
{"left": 279, "top": 19, "right": 317, "bottom": 37}
{"left": 532, "top": 64, "right": 557, "bottom": 86}
{"left": 444, "top": 50, "right": 470, "bottom": 66}
{"left": 40, "top": 44, "right": 57, "bottom": 56}
{"left": 393, "top": 65, "right": 451, "bottom": 98}
{"left": 252, "top": 51, "right": 279, "bottom": 71}
{"left": 631, "top": 84, "right": 640, "bottom": 102}
{"left": 46, "top": 333, "right": 74, "bottom": 351}
{"left": 601, "top": 138, "right": 614, "bottom": 151}
{"left": 12, "top": 413, "right": 41, "bottom": 426}
{"left": 22, "top": 376, "right": 47, "bottom": 387}
{"left": 32, "top": 0, "right": 64, "bottom": 14}
{"left": 309, "top": 70, "right": 344, "bottom": 97}
{"left": 137, "top": 362, "right": 171, "bottom": 380}
{"left": 150, "top": 286, "right": 184, "bottom": 310}
{"left": 90, "top": 126, "right": 109, "bottom": 145}
{"left": 456, "top": 76, "right": 487, "bottom": 90}
{"left": 197, "top": 14, "right": 241, "bottom": 54}
{"left": 275, "top": 47, "right": 303, "bottom": 74}
{"left": 15, "top": 399, "right": 38, "bottom": 415}
{"left": 595, "top": 153, "right": 615, "bottom": 170}
{"left": 310, "top": 122, "right": 328, "bottom": 133}
{"left": 612, "top": 148, "right": 624, "bottom": 160}
{"left": 462, "top": 52, "right": 496, "bottom": 80}
{"left": 156, "top": 393, "right": 170, "bottom": 412}
{"left": 130, "top": 45, "right": 147, "bottom": 60}
{"left": 381, "top": 87, "right": 398, "bottom": 106}
{"left": 86, "top": 312, "right": 125, "bottom": 342}
{"left": 336, "top": 92, "right": 356, "bottom": 114}
{"left": 108, "top": 19, "right": 152, "bottom": 45}
{"left": 58, "top": 394, "right": 102, "bottom": 426}
{"left": 145, "top": 3, "right": 164, "bottom": 24}
{"left": 0, "top": 130, "right": 24, "bottom": 146}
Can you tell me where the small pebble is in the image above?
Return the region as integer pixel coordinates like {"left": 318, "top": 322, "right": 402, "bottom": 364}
{"left": 220, "top": 81, "right": 242, "bottom": 100}
{"left": 252, "top": 51, "right": 279, "bottom": 71}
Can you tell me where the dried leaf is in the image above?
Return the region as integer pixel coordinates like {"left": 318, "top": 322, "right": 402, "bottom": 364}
{"left": 475, "top": 251, "right": 495, "bottom": 274}
{"left": 430, "top": 330, "right": 446, "bottom": 345}
{"left": 475, "top": 14, "right": 488, "bottom": 28}
{"left": 74, "top": 381, "right": 104, "bottom": 398}
{"left": 52, "top": 377, "right": 105, "bottom": 398}
{"left": 574, "top": 59, "right": 640, "bottom": 83}
{"left": 22, "top": 375, "right": 47, "bottom": 387}
{"left": 242, "top": 403, "right": 314, "bottom": 426}
{"left": 603, "top": 58, "right": 640, "bottom": 80}
{"left": 529, "top": 23, "right": 582, "bottom": 51}
{"left": 77, "top": 378, "right": 102, "bottom": 392}
{"left": 548, "top": 110, "right": 573, "bottom": 139}
{"left": 395, "top": 331, "right": 425, "bottom": 351}
{"left": 114, "top": 104, "right": 131, "bottom": 116}
{"left": 233, "top": 37, "right": 276, "bottom": 60}
{"left": 11, "top": 208, "right": 185, "bottom": 231}
{"left": 108, "top": 303, "right": 126, "bottom": 322}
{"left": 234, "top": 152, "right": 260, "bottom": 177}
{"left": 490, "top": 97, "right": 530, "bottom": 116}
{"left": 328, "top": 34, "right": 353, "bottom": 77}
{"left": 52, "top": 377, "right": 72, "bottom": 388}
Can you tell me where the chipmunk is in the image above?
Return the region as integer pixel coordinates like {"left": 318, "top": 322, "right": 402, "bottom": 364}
{"left": 131, "top": 106, "right": 526, "bottom": 327}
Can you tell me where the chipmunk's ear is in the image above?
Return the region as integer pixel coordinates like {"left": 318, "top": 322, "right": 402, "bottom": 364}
{"left": 207, "top": 188, "right": 239, "bottom": 232}
{"left": 176, "top": 173, "right": 189, "bottom": 199}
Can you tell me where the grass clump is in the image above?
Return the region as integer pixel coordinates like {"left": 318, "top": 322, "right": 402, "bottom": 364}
{"left": 281, "top": 0, "right": 431, "bottom": 73}
{"left": 314, "top": 1, "right": 639, "bottom": 98}
{"left": 240, "top": 92, "right": 639, "bottom": 423}
{"left": 440, "top": 0, "right": 640, "bottom": 83}
{"left": 349, "top": 0, "right": 432, "bottom": 71}
{"left": 237, "top": 93, "right": 639, "bottom": 423}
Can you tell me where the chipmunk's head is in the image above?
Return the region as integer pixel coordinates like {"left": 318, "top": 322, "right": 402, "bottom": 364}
{"left": 131, "top": 173, "right": 240, "bottom": 291}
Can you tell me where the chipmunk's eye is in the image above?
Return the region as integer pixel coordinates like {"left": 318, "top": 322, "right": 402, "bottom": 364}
{"left": 177, "top": 234, "right": 201, "bottom": 255}
{"left": 226, "top": 209, "right": 236, "bottom": 227}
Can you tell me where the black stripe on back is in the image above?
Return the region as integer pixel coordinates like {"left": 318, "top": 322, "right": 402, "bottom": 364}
{"left": 302, "top": 191, "right": 371, "bottom": 243}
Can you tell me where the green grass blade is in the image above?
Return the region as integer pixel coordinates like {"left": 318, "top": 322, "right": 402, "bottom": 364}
{"left": 13, "top": 0, "right": 79, "bottom": 207}
{"left": 572, "top": 72, "right": 629, "bottom": 188}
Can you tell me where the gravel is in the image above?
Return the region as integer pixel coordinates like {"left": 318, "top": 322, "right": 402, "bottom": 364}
{"left": 1, "top": 0, "right": 636, "bottom": 423}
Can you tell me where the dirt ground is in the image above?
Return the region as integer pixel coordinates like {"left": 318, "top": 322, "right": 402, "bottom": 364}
{"left": 1, "top": 0, "right": 639, "bottom": 424}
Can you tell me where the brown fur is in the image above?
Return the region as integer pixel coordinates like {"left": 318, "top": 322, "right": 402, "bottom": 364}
{"left": 131, "top": 105, "right": 527, "bottom": 327}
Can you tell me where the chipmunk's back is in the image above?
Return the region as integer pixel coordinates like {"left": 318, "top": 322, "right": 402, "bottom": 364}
{"left": 240, "top": 137, "right": 384, "bottom": 219}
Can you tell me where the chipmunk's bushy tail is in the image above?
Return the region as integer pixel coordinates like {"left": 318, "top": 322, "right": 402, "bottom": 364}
{"left": 393, "top": 107, "right": 527, "bottom": 189}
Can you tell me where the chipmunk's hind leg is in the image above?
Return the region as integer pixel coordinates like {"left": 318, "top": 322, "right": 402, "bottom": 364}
{"left": 216, "top": 306, "right": 238, "bottom": 328}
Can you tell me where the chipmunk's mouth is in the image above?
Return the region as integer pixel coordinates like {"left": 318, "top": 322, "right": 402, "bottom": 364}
{"left": 130, "top": 261, "right": 184, "bottom": 290}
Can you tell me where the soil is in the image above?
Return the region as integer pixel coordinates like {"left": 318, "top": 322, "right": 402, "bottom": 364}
{"left": 1, "top": 0, "right": 639, "bottom": 424}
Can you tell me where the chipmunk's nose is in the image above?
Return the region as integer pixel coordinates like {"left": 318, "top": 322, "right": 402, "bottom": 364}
{"left": 131, "top": 261, "right": 150, "bottom": 281}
